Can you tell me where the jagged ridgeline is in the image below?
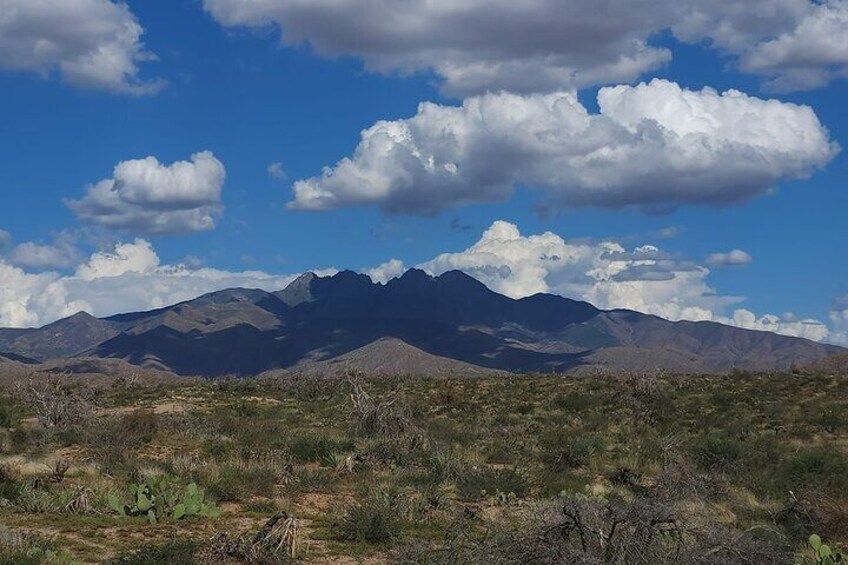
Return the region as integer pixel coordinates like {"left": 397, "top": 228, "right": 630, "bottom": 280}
{"left": 0, "top": 270, "right": 842, "bottom": 377}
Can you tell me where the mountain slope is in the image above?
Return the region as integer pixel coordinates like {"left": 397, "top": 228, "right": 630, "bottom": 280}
{"left": 280, "top": 337, "right": 508, "bottom": 376}
{"left": 0, "top": 269, "right": 840, "bottom": 376}
{"left": 0, "top": 312, "right": 120, "bottom": 361}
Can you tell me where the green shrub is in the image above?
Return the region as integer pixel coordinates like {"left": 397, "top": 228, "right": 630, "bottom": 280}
{"left": 360, "top": 435, "right": 426, "bottom": 468}
{"left": 551, "top": 391, "right": 592, "bottom": 412}
{"left": 0, "top": 395, "right": 20, "bottom": 429}
{"left": 537, "top": 471, "right": 589, "bottom": 498}
{"left": 426, "top": 417, "right": 473, "bottom": 445}
{"left": 294, "top": 468, "right": 336, "bottom": 494}
{"left": 457, "top": 467, "right": 529, "bottom": 502}
{"left": 0, "top": 527, "right": 75, "bottom": 565}
{"left": 13, "top": 481, "right": 58, "bottom": 514}
{"left": 783, "top": 449, "right": 848, "bottom": 494}
{"left": 205, "top": 462, "right": 278, "bottom": 502}
{"left": 109, "top": 540, "right": 198, "bottom": 565}
{"left": 85, "top": 410, "right": 158, "bottom": 476}
{"left": 118, "top": 409, "right": 159, "bottom": 443}
{"left": 423, "top": 449, "right": 463, "bottom": 483}
{"left": 288, "top": 434, "right": 354, "bottom": 463}
{"left": 805, "top": 402, "right": 847, "bottom": 434}
{"left": 202, "top": 438, "right": 236, "bottom": 460}
{"left": 333, "top": 491, "right": 403, "bottom": 544}
{"left": 0, "top": 465, "right": 20, "bottom": 502}
{"left": 692, "top": 432, "right": 744, "bottom": 472}
{"left": 540, "top": 431, "right": 604, "bottom": 470}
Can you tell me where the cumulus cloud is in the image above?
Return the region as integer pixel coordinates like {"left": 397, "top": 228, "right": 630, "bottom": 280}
{"left": 0, "top": 262, "right": 74, "bottom": 328}
{"left": 0, "top": 0, "right": 163, "bottom": 94}
{"left": 0, "top": 239, "right": 295, "bottom": 328}
{"left": 290, "top": 80, "right": 837, "bottom": 215}
{"left": 8, "top": 235, "right": 82, "bottom": 270}
{"left": 203, "top": 0, "right": 672, "bottom": 96}
{"left": 365, "top": 259, "right": 406, "bottom": 284}
{"left": 416, "top": 220, "right": 839, "bottom": 343}
{"left": 203, "top": 0, "right": 845, "bottom": 93}
{"left": 739, "top": 1, "right": 848, "bottom": 91}
{"left": 66, "top": 151, "right": 226, "bottom": 235}
{"left": 728, "top": 309, "right": 830, "bottom": 343}
{"left": 418, "top": 221, "right": 734, "bottom": 323}
{"left": 0, "top": 223, "right": 843, "bottom": 347}
{"left": 706, "top": 249, "right": 753, "bottom": 268}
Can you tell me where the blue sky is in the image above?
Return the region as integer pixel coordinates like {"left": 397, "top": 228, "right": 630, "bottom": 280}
{"left": 0, "top": 0, "right": 846, "bottom": 344}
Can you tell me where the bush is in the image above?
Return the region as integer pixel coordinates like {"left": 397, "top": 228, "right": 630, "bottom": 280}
{"left": 0, "top": 395, "right": 20, "bottom": 429}
{"left": 782, "top": 449, "right": 848, "bottom": 494}
{"left": 288, "top": 434, "right": 354, "bottom": 464}
{"left": 118, "top": 409, "right": 159, "bottom": 444}
{"left": 551, "top": 391, "right": 592, "bottom": 412}
{"left": 401, "top": 494, "right": 793, "bottom": 565}
{"left": 693, "top": 432, "right": 744, "bottom": 472}
{"left": 348, "top": 379, "right": 417, "bottom": 439}
{"left": 457, "top": 467, "right": 529, "bottom": 502}
{"left": 15, "top": 379, "right": 92, "bottom": 434}
{"left": 205, "top": 461, "right": 278, "bottom": 502}
{"left": 84, "top": 410, "right": 158, "bottom": 476}
{"left": 334, "top": 491, "right": 403, "bottom": 544}
{"left": 0, "top": 527, "right": 74, "bottom": 565}
{"left": 0, "top": 464, "right": 20, "bottom": 503}
{"left": 540, "top": 431, "right": 604, "bottom": 470}
{"left": 109, "top": 540, "right": 198, "bottom": 565}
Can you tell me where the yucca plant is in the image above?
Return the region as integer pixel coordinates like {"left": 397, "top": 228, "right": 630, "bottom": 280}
{"left": 323, "top": 451, "right": 356, "bottom": 474}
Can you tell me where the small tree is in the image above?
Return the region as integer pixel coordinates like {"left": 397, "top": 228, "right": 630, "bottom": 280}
{"left": 16, "top": 377, "right": 91, "bottom": 432}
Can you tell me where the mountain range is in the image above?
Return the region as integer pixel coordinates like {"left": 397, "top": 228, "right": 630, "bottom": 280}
{"left": 0, "top": 269, "right": 841, "bottom": 377}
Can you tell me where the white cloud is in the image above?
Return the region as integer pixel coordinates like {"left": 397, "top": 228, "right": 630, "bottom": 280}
{"left": 74, "top": 239, "right": 159, "bottom": 280}
{"left": 365, "top": 259, "right": 406, "bottom": 284}
{"left": 203, "top": 0, "right": 672, "bottom": 96}
{"left": 0, "top": 224, "right": 842, "bottom": 348}
{"left": 0, "top": 230, "right": 11, "bottom": 249}
{"left": 203, "top": 0, "right": 846, "bottom": 93}
{"left": 66, "top": 151, "right": 226, "bottom": 235}
{"left": 267, "top": 162, "right": 287, "bottom": 180}
{"left": 418, "top": 221, "right": 735, "bottom": 323}
{"left": 0, "top": 239, "right": 295, "bottom": 328}
{"left": 0, "top": 0, "right": 163, "bottom": 94}
{"left": 739, "top": 1, "right": 848, "bottom": 91}
{"left": 830, "top": 297, "right": 848, "bottom": 346}
{"left": 290, "top": 80, "right": 837, "bottom": 215}
{"left": 417, "top": 220, "right": 842, "bottom": 344}
{"left": 727, "top": 309, "right": 829, "bottom": 342}
{"left": 0, "top": 262, "right": 75, "bottom": 328}
{"left": 706, "top": 249, "right": 752, "bottom": 267}
{"left": 8, "top": 238, "right": 81, "bottom": 270}
{"left": 656, "top": 226, "right": 684, "bottom": 240}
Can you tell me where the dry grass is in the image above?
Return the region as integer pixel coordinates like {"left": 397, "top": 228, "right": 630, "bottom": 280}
{"left": 0, "top": 371, "right": 846, "bottom": 563}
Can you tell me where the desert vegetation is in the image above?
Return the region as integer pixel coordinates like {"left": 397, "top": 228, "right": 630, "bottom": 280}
{"left": 0, "top": 369, "right": 846, "bottom": 563}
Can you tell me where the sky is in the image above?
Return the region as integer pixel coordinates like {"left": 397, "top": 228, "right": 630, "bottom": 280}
{"left": 0, "top": 0, "right": 846, "bottom": 345}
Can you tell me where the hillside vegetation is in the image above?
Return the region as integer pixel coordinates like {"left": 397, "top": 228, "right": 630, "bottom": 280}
{"left": 0, "top": 369, "right": 846, "bottom": 563}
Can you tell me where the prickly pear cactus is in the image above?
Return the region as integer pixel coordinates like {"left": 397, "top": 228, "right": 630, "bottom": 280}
{"left": 810, "top": 534, "right": 848, "bottom": 565}
{"left": 109, "top": 479, "right": 219, "bottom": 523}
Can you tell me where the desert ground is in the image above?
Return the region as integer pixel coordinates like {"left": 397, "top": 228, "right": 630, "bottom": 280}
{"left": 1, "top": 365, "right": 847, "bottom": 564}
